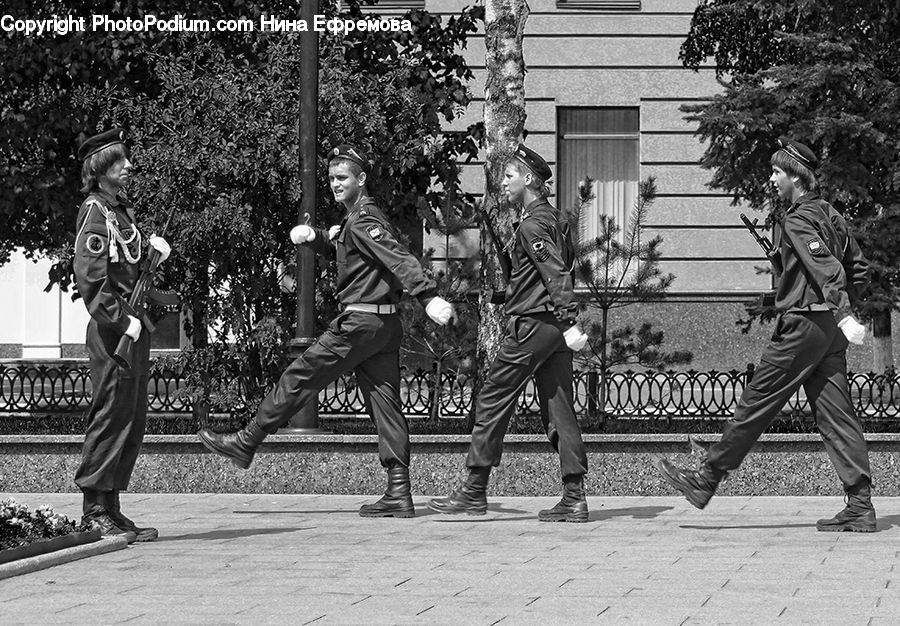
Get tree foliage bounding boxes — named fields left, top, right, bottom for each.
left=679, top=0, right=900, bottom=342
left=1, top=0, right=484, bottom=416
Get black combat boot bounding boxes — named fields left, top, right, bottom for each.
left=539, top=474, right=589, bottom=523
left=106, top=491, right=159, bottom=542
left=359, top=465, right=415, bottom=518
left=816, top=483, right=877, bottom=533
left=198, top=420, right=268, bottom=469
left=656, top=458, right=726, bottom=510
left=81, top=489, right=136, bottom=544
left=427, top=467, right=490, bottom=515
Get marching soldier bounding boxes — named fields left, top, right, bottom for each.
left=198, top=145, right=454, bottom=518
left=74, top=128, right=171, bottom=543
left=657, top=137, right=876, bottom=532
left=428, top=145, right=591, bottom=522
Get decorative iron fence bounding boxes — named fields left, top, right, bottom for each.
left=2, top=360, right=900, bottom=419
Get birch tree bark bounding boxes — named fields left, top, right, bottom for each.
left=473, top=0, right=529, bottom=422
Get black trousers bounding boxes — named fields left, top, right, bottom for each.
left=75, top=319, right=151, bottom=493
left=707, top=311, right=871, bottom=491
left=467, top=313, right=588, bottom=478
left=255, top=311, right=408, bottom=468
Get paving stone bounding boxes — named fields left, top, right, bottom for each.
left=3, top=493, right=899, bottom=623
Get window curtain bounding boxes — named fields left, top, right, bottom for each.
left=559, top=138, right=639, bottom=245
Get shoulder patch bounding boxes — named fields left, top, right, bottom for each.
left=366, top=225, right=384, bottom=242
left=531, top=238, right=550, bottom=262
left=84, top=233, right=107, bottom=256
left=806, top=238, right=826, bottom=255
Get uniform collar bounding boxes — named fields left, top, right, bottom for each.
left=786, top=191, right=820, bottom=215
left=522, top=198, right=553, bottom=219
left=93, top=187, right=131, bottom=208
left=347, top=194, right=374, bottom=217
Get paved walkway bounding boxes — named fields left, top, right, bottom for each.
left=2, top=493, right=899, bottom=624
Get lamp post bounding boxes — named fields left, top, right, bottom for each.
left=282, top=0, right=322, bottom=432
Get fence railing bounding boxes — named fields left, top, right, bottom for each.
left=2, top=360, right=899, bottom=419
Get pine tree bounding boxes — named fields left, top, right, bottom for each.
left=572, top=177, right=693, bottom=420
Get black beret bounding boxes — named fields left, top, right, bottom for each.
left=513, top=144, right=552, bottom=182
left=328, top=144, right=373, bottom=174
left=777, top=136, right=818, bottom=171
left=78, top=128, right=126, bottom=162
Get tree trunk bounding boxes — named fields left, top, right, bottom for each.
left=599, top=306, right=609, bottom=422
left=472, top=0, right=529, bottom=428
left=429, top=359, right=443, bottom=423
left=872, top=309, right=894, bottom=373
left=190, top=263, right=210, bottom=426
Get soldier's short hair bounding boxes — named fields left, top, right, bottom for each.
left=328, top=156, right=366, bottom=180
left=771, top=149, right=817, bottom=192
left=80, top=143, right=128, bottom=193
left=508, top=158, right=553, bottom=199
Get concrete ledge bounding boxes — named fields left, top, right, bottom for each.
left=2, top=433, right=900, bottom=496
left=0, top=536, right=128, bottom=580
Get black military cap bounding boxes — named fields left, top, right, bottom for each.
left=78, top=128, right=126, bottom=161
left=329, top=144, right=373, bottom=174
left=513, top=144, right=552, bottom=182
left=777, top=136, right=817, bottom=171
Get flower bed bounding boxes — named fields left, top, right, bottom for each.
left=0, top=499, right=97, bottom=564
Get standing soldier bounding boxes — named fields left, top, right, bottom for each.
left=198, top=145, right=454, bottom=518
left=74, top=128, right=172, bottom=543
left=657, top=137, right=876, bottom=533
left=428, top=145, right=591, bottom=522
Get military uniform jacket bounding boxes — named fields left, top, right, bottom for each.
left=772, top=192, right=869, bottom=321
left=505, top=198, right=577, bottom=322
left=308, top=196, right=437, bottom=306
left=74, top=190, right=144, bottom=337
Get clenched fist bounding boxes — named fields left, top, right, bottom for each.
left=290, top=224, right=316, bottom=244
left=838, top=316, right=866, bottom=345
left=425, top=297, right=454, bottom=326
left=563, top=325, right=588, bottom=351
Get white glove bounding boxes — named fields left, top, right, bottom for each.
left=838, top=316, right=866, bottom=345
left=425, top=297, right=454, bottom=326
left=125, top=315, right=142, bottom=341
left=290, top=225, right=316, bottom=244
left=564, top=325, right=588, bottom=351
left=328, top=225, right=341, bottom=240
left=148, top=235, right=171, bottom=263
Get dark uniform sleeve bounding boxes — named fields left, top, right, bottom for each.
left=351, top=213, right=438, bottom=305
left=782, top=210, right=852, bottom=321
left=303, top=227, right=333, bottom=258
left=518, top=218, right=576, bottom=323
left=838, top=219, right=869, bottom=307
left=73, top=201, right=137, bottom=336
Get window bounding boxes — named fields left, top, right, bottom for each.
left=557, top=107, right=640, bottom=246
left=556, top=0, right=641, bottom=11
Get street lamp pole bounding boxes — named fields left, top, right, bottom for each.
left=282, top=0, right=321, bottom=432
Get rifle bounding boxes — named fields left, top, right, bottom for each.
left=113, top=205, right=180, bottom=369
left=479, top=206, right=512, bottom=304
left=740, top=213, right=783, bottom=275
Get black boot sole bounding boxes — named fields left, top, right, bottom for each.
left=198, top=431, right=252, bottom=469
left=426, top=501, right=487, bottom=516
left=359, top=508, right=416, bottom=519
left=816, top=522, right=877, bottom=533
